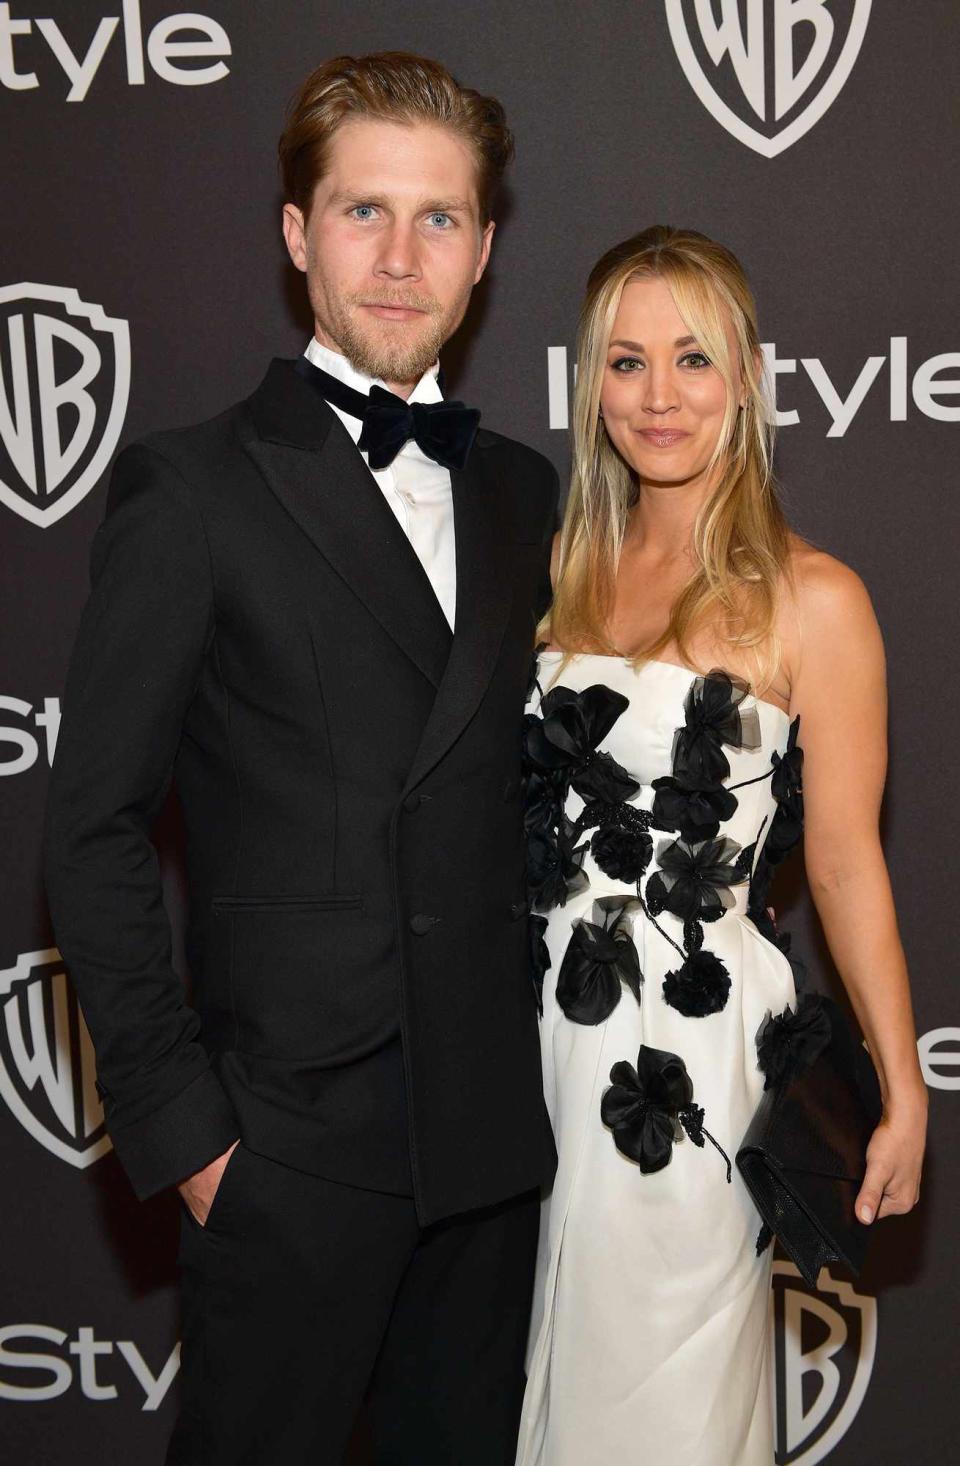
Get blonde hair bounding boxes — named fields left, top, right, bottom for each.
left=279, top=52, right=514, bottom=223
left=544, top=225, right=790, bottom=690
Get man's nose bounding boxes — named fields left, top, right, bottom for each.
left=374, top=221, right=422, bottom=282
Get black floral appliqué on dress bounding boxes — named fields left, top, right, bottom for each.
left=523, top=661, right=805, bottom=1179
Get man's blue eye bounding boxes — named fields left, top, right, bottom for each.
left=429, top=213, right=452, bottom=228
left=352, top=206, right=376, bottom=220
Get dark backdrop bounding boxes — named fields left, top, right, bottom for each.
left=1, top=3, right=957, bottom=1462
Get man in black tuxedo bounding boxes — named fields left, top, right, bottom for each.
left=44, top=52, right=557, bottom=1465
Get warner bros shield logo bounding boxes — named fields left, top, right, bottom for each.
left=772, top=1261, right=877, bottom=1464
left=665, top=0, right=873, bottom=157
left=0, top=948, right=111, bottom=1168
left=0, top=283, right=130, bottom=528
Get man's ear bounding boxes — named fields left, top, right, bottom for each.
left=282, top=203, right=308, bottom=274
left=474, top=219, right=496, bottom=285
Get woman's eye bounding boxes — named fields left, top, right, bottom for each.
left=611, top=356, right=643, bottom=372
left=680, top=351, right=711, bottom=369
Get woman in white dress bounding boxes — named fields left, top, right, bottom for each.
left=516, top=227, right=927, bottom=1465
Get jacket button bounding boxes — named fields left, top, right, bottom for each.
left=402, top=793, right=421, bottom=813
left=510, top=900, right=528, bottom=921
left=409, top=913, right=439, bottom=935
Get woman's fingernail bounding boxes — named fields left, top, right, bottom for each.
left=860, top=1205, right=873, bottom=1223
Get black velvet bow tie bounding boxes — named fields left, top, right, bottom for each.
left=294, top=355, right=480, bottom=472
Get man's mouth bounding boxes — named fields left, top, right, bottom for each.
left=359, top=302, right=430, bottom=322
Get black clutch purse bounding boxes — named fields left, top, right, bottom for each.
left=736, top=992, right=883, bottom=1287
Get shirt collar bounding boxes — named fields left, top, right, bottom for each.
left=303, top=338, right=443, bottom=406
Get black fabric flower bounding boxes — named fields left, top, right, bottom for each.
left=756, top=992, right=831, bottom=1090
left=662, top=950, right=732, bottom=1017
left=556, top=897, right=642, bottom=1025
left=600, top=1045, right=693, bottom=1171
left=529, top=914, right=551, bottom=1015
left=591, top=825, right=653, bottom=884
left=523, top=767, right=562, bottom=840
left=526, top=814, right=588, bottom=913
left=763, top=716, right=804, bottom=865
left=771, top=715, right=803, bottom=806
left=763, top=804, right=801, bottom=865
left=601, top=1045, right=733, bottom=1178
left=523, top=684, right=639, bottom=804
left=644, top=835, right=745, bottom=923
left=670, top=671, right=761, bottom=789
left=576, top=749, right=641, bottom=804
left=651, top=776, right=738, bottom=842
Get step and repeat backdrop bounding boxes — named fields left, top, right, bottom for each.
left=1, top=2, right=957, bottom=1462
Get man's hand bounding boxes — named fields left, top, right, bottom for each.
left=177, top=1140, right=240, bottom=1227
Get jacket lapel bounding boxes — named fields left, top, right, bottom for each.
left=404, top=441, right=515, bottom=792
left=243, top=359, right=451, bottom=689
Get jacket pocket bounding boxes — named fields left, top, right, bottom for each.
left=212, top=894, right=362, bottom=913
left=216, top=898, right=382, bottom=1060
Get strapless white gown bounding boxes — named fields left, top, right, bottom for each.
left=516, top=654, right=801, bottom=1466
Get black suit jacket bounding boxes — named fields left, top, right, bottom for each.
left=44, top=358, right=559, bottom=1224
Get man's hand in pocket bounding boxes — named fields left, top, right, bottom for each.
left=177, top=1141, right=240, bottom=1227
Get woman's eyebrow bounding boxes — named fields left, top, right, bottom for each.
left=608, top=335, right=699, bottom=351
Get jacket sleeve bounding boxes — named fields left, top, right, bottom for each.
left=43, top=443, right=240, bottom=1199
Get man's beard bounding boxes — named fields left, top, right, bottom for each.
left=322, top=288, right=462, bottom=387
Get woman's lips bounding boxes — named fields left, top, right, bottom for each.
left=636, top=428, right=689, bottom=447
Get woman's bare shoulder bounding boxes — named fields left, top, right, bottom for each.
left=784, top=534, right=875, bottom=620
left=781, top=534, right=883, bottom=689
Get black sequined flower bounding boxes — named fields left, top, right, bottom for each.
left=756, top=992, right=831, bottom=1090
left=651, top=776, right=738, bottom=842
left=645, top=835, right=745, bottom=923
left=556, top=897, right=642, bottom=1025
left=529, top=913, right=551, bottom=1015
left=670, top=671, right=761, bottom=789
left=662, top=950, right=731, bottom=1017
left=591, top=825, right=653, bottom=884
left=523, top=684, right=639, bottom=804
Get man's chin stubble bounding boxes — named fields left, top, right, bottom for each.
left=337, top=316, right=448, bottom=388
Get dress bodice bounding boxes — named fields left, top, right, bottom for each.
left=528, top=654, right=796, bottom=920
left=523, top=653, right=804, bottom=1022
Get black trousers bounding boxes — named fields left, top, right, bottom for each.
left=166, top=1144, right=540, bottom=1464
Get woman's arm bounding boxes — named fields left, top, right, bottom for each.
left=789, top=549, right=926, bottom=1224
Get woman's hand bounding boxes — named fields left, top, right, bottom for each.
left=856, top=1089, right=927, bottom=1224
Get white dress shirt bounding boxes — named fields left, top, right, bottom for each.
left=304, top=338, right=457, bottom=629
